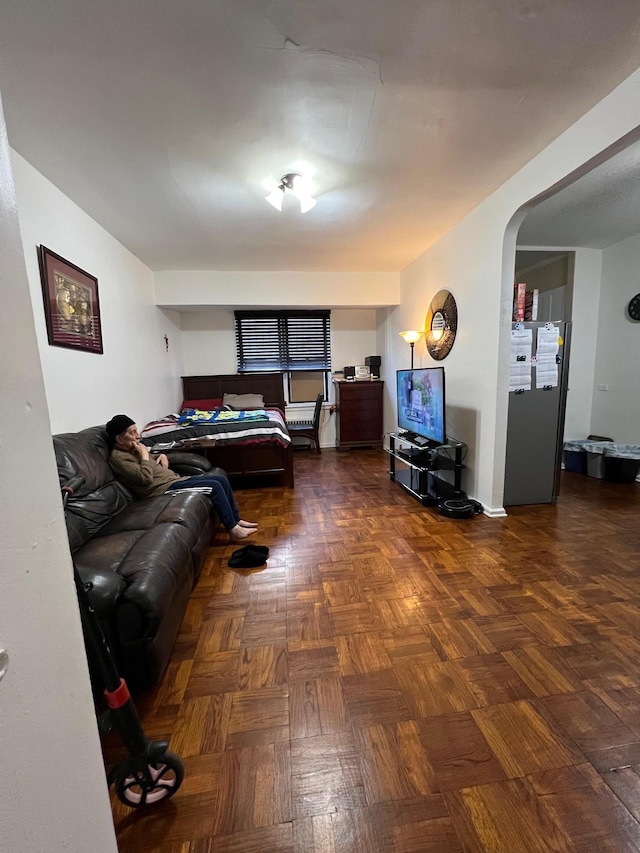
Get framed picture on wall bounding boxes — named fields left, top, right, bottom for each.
left=38, top=246, right=103, bottom=354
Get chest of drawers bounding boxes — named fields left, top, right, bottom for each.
left=333, top=380, right=384, bottom=450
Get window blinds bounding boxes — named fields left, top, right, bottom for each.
left=234, top=310, right=331, bottom=373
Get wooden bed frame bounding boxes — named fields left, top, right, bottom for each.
left=181, top=373, right=294, bottom=487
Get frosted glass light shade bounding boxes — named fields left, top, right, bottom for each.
left=399, top=330, right=423, bottom=344
left=298, top=195, right=317, bottom=213
left=265, top=188, right=284, bottom=211
left=265, top=172, right=317, bottom=213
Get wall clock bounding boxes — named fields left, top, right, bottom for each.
left=425, top=289, right=458, bottom=360
left=628, top=293, right=640, bottom=321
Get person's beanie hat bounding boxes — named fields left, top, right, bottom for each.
left=106, top=414, right=135, bottom=444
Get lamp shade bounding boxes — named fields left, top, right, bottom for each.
left=399, top=330, right=423, bottom=344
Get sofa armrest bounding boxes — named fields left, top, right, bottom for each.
left=75, top=565, right=127, bottom=617
left=165, top=451, right=212, bottom=476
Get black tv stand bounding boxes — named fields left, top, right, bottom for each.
left=386, top=432, right=466, bottom=505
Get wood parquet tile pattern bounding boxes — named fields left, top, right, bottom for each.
left=105, top=449, right=640, bottom=852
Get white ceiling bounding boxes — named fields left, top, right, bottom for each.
left=1, top=1, right=640, bottom=272
left=518, top=140, right=640, bottom=248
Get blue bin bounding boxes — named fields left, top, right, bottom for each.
left=563, top=440, right=592, bottom=474
left=563, top=449, right=587, bottom=474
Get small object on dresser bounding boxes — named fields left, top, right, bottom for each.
left=365, top=355, right=381, bottom=378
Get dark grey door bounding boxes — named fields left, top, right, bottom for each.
left=503, top=322, right=570, bottom=506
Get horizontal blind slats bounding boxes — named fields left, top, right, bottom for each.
left=235, top=311, right=331, bottom=372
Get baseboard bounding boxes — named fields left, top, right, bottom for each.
left=481, top=504, right=507, bottom=518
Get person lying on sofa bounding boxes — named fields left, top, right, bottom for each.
left=106, top=414, right=257, bottom=542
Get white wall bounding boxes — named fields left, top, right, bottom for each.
left=591, top=233, right=640, bottom=442
left=327, top=309, right=379, bottom=376
left=565, top=249, right=604, bottom=440
left=397, top=69, right=640, bottom=514
left=155, top=269, right=400, bottom=309
left=516, top=254, right=570, bottom=293
left=11, top=152, right=185, bottom=432
left=181, top=308, right=237, bottom=376
left=0, top=96, right=117, bottom=853
left=400, top=221, right=505, bottom=512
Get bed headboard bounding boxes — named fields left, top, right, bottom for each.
left=181, top=373, right=285, bottom=411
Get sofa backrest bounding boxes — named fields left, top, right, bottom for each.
left=54, top=425, right=132, bottom=552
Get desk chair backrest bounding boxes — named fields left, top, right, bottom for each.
left=287, top=393, right=324, bottom=452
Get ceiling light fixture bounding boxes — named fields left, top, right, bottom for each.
left=265, top=172, right=317, bottom=213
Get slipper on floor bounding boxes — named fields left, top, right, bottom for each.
left=231, top=544, right=269, bottom=558
left=228, top=549, right=268, bottom=569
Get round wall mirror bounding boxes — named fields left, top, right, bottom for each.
left=425, top=290, right=458, bottom=360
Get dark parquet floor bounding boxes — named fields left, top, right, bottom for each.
left=105, top=448, right=640, bottom=852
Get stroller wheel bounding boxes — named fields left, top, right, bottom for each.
left=113, top=750, right=184, bottom=808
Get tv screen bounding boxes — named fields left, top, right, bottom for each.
left=396, top=367, right=446, bottom=445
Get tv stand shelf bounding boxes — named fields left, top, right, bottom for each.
left=386, top=432, right=466, bottom=505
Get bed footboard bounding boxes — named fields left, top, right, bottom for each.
left=199, top=442, right=294, bottom=488
left=181, top=373, right=294, bottom=488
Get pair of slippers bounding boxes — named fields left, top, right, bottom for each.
left=228, top=544, right=269, bottom=569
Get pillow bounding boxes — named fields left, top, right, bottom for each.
left=222, top=393, right=265, bottom=410
left=181, top=397, right=223, bottom=411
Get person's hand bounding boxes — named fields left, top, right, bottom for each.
left=156, top=453, right=169, bottom=468
left=132, top=441, right=150, bottom=461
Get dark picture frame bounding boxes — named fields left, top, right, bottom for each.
left=38, top=246, right=103, bottom=354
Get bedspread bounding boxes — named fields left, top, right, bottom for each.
left=178, top=408, right=270, bottom=425
left=140, top=408, right=291, bottom=449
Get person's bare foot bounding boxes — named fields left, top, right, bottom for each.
left=238, top=519, right=258, bottom=528
left=229, top=524, right=257, bottom=541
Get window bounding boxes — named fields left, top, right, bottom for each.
left=287, top=370, right=328, bottom=403
left=234, top=310, right=331, bottom=373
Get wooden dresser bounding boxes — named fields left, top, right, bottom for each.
left=333, top=380, right=384, bottom=450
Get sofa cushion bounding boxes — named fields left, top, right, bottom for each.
left=74, top=522, right=196, bottom=633
left=95, top=491, right=211, bottom=539
left=55, top=425, right=131, bottom=551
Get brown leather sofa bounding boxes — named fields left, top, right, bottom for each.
left=54, top=425, right=221, bottom=692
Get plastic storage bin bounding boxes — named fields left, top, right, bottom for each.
left=563, top=437, right=613, bottom=477
left=586, top=446, right=607, bottom=478
left=563, top=441, right=588, bottom=474
left=603, top=445, right=640, bottom=484
left=584, top=441, right=614, bottom=479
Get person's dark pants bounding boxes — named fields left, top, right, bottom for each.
left=166, top=474, right=240, bottom=531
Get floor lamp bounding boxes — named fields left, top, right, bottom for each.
left=399, top=330, right=423, bottom=369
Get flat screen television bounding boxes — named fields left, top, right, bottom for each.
left=396, top=367, right=446, bottom=446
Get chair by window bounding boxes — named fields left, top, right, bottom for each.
left=287, top=393, right=324, bottom=453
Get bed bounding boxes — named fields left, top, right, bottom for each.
left=141, top=373, right=294, bottom=487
